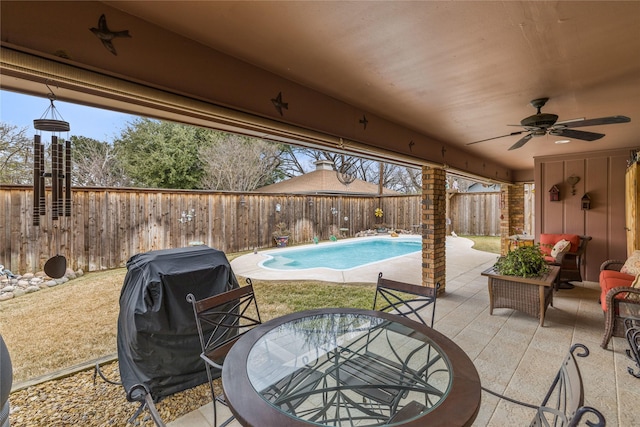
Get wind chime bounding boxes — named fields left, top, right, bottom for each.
left=32, top=85, right=72, bottom=278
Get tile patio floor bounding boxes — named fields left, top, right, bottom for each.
left=168, top=236, right=638, bottom=426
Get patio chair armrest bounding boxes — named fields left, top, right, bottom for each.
left=600, top=259, right=625, bottom=272
left=201, top=353, right=224, bottom=370
left=605, top=286, right=640, bottom=311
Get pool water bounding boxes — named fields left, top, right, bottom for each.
left=260, top=237, right=421, bottom=271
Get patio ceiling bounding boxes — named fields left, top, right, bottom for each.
left=99, top=1, right=640, bottom=172
left=1, top=1, right=639, bottom=180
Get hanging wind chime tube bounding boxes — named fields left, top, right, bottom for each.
left=32, top=135, right=42, bottom=225
left=32, top=86, right=72, bottom=226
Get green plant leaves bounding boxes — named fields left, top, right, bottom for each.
left=494, top=244, right=549, bottom=278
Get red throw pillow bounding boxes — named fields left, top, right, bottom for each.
left=539, top=234, right=580, bottom=255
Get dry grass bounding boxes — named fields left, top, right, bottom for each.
left=1, top=266, right=374, bottom=384
left=1, top=269, right=126, bottom=382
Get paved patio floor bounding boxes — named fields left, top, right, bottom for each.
left=168, top=236, right=638, bottom=426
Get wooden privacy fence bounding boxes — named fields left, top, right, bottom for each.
left=1, top=186, right=501, bottom=274
left=447, top=192, right=501, bottom=236
left=0, top=186, right=424, bottom=273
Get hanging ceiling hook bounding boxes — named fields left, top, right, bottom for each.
left=45, top=82, right=56, bottom=101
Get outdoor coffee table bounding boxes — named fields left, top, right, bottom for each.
left=222, top=308, right=481, bottom=426
left=482, top=265, right=560, bottom=326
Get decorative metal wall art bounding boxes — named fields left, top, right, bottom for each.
left=359, top=115, right=368, bottom=129
left=567, top=175, right=580, bottom=195
left=89, top=14, right=132, bottom=56
left=271, top=92, right=288, bottom=116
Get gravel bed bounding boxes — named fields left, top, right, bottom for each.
left=8, top=361, right=213, bottom=426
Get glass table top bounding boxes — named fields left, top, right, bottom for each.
left=246, top=312, right=452, bottom=426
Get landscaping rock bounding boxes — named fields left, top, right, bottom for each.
left=0, top=265, right=83, bottom=302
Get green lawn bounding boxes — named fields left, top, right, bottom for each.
left=460, top=235, right=501, bottom=254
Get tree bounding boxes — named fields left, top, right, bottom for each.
left=114, top=118, right=206, bottom=189
left=199, top=133, right=282, bottom=191
left=70, top=136, right=131, bottom=187
left=384, top=165, right=422, bottom=194
left=0, top=122, right=32, bottom=184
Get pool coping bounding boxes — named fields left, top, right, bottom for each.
left=230, top=235, right=498, bottom=285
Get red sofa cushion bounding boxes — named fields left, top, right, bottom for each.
left=599, top=269, right=634, bottom=311
left=539, top=234, right=580, bottom=257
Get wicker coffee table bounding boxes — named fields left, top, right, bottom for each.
left=482, top=265, right=560, bottom=326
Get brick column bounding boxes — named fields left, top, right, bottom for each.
left=500, top=183, right=525, bottom=255
left=422, top=166, right=446, bottom=292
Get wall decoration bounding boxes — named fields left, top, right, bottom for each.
left=549, top=185, right=560, bottom=202
left=89, top=14, right=131, bottom=56
left=581, top=193, right=591, bottom=210
left=567, top=175, right=580, bottom=195
left=359, top=114, right=368, bottom=129
left=271, top=92, right=288, bottom=116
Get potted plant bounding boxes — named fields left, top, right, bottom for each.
left=272, top=222, right=292, bottom=247
left=376, top=223, right=389, bottom=233
left=374, top=207, right=387, bottom=233
left=494, top=244, right=548, bottom=278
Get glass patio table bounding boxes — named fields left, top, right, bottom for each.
left=222, top=308, right=481, bottom=426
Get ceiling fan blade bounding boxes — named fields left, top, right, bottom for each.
left=561, top=115, right=630, bottom=128
left=466, top=131, right=526, bottom=145
left=508, top=134, right=533, bottom=150
left=553, top=129, right=605, bottom=141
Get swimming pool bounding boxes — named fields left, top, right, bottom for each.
left=260, top=237, right=421, bottom=271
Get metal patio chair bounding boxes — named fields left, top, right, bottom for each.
left=482, top=343, right=605, bottom=427
left=325, top=274, right=441, bottom=422
left=187, top=279, right=262, bottom=427
left=373, top=272, right=439, bottom=327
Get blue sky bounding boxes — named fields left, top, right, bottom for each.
left=0, top=89, right=137, bottom=142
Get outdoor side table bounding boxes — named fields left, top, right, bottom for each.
left=482, top=265, right=560, bottom=326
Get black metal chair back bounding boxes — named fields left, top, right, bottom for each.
left=373, top=272, right=439, bottom=327
left=186, top=278, right=262, bottom=427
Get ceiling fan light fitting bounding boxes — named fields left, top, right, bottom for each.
left=555, top=139, right=570, bottom=144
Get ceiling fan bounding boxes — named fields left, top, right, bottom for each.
left=467, top=98, right=630, bottom=151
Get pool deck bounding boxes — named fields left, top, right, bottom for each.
left=230, top=234, right=497, bottom=284
left=169, top=236, right=638, bottom=427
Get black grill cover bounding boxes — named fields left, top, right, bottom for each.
left=117, top=245, right=239, bottom=401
